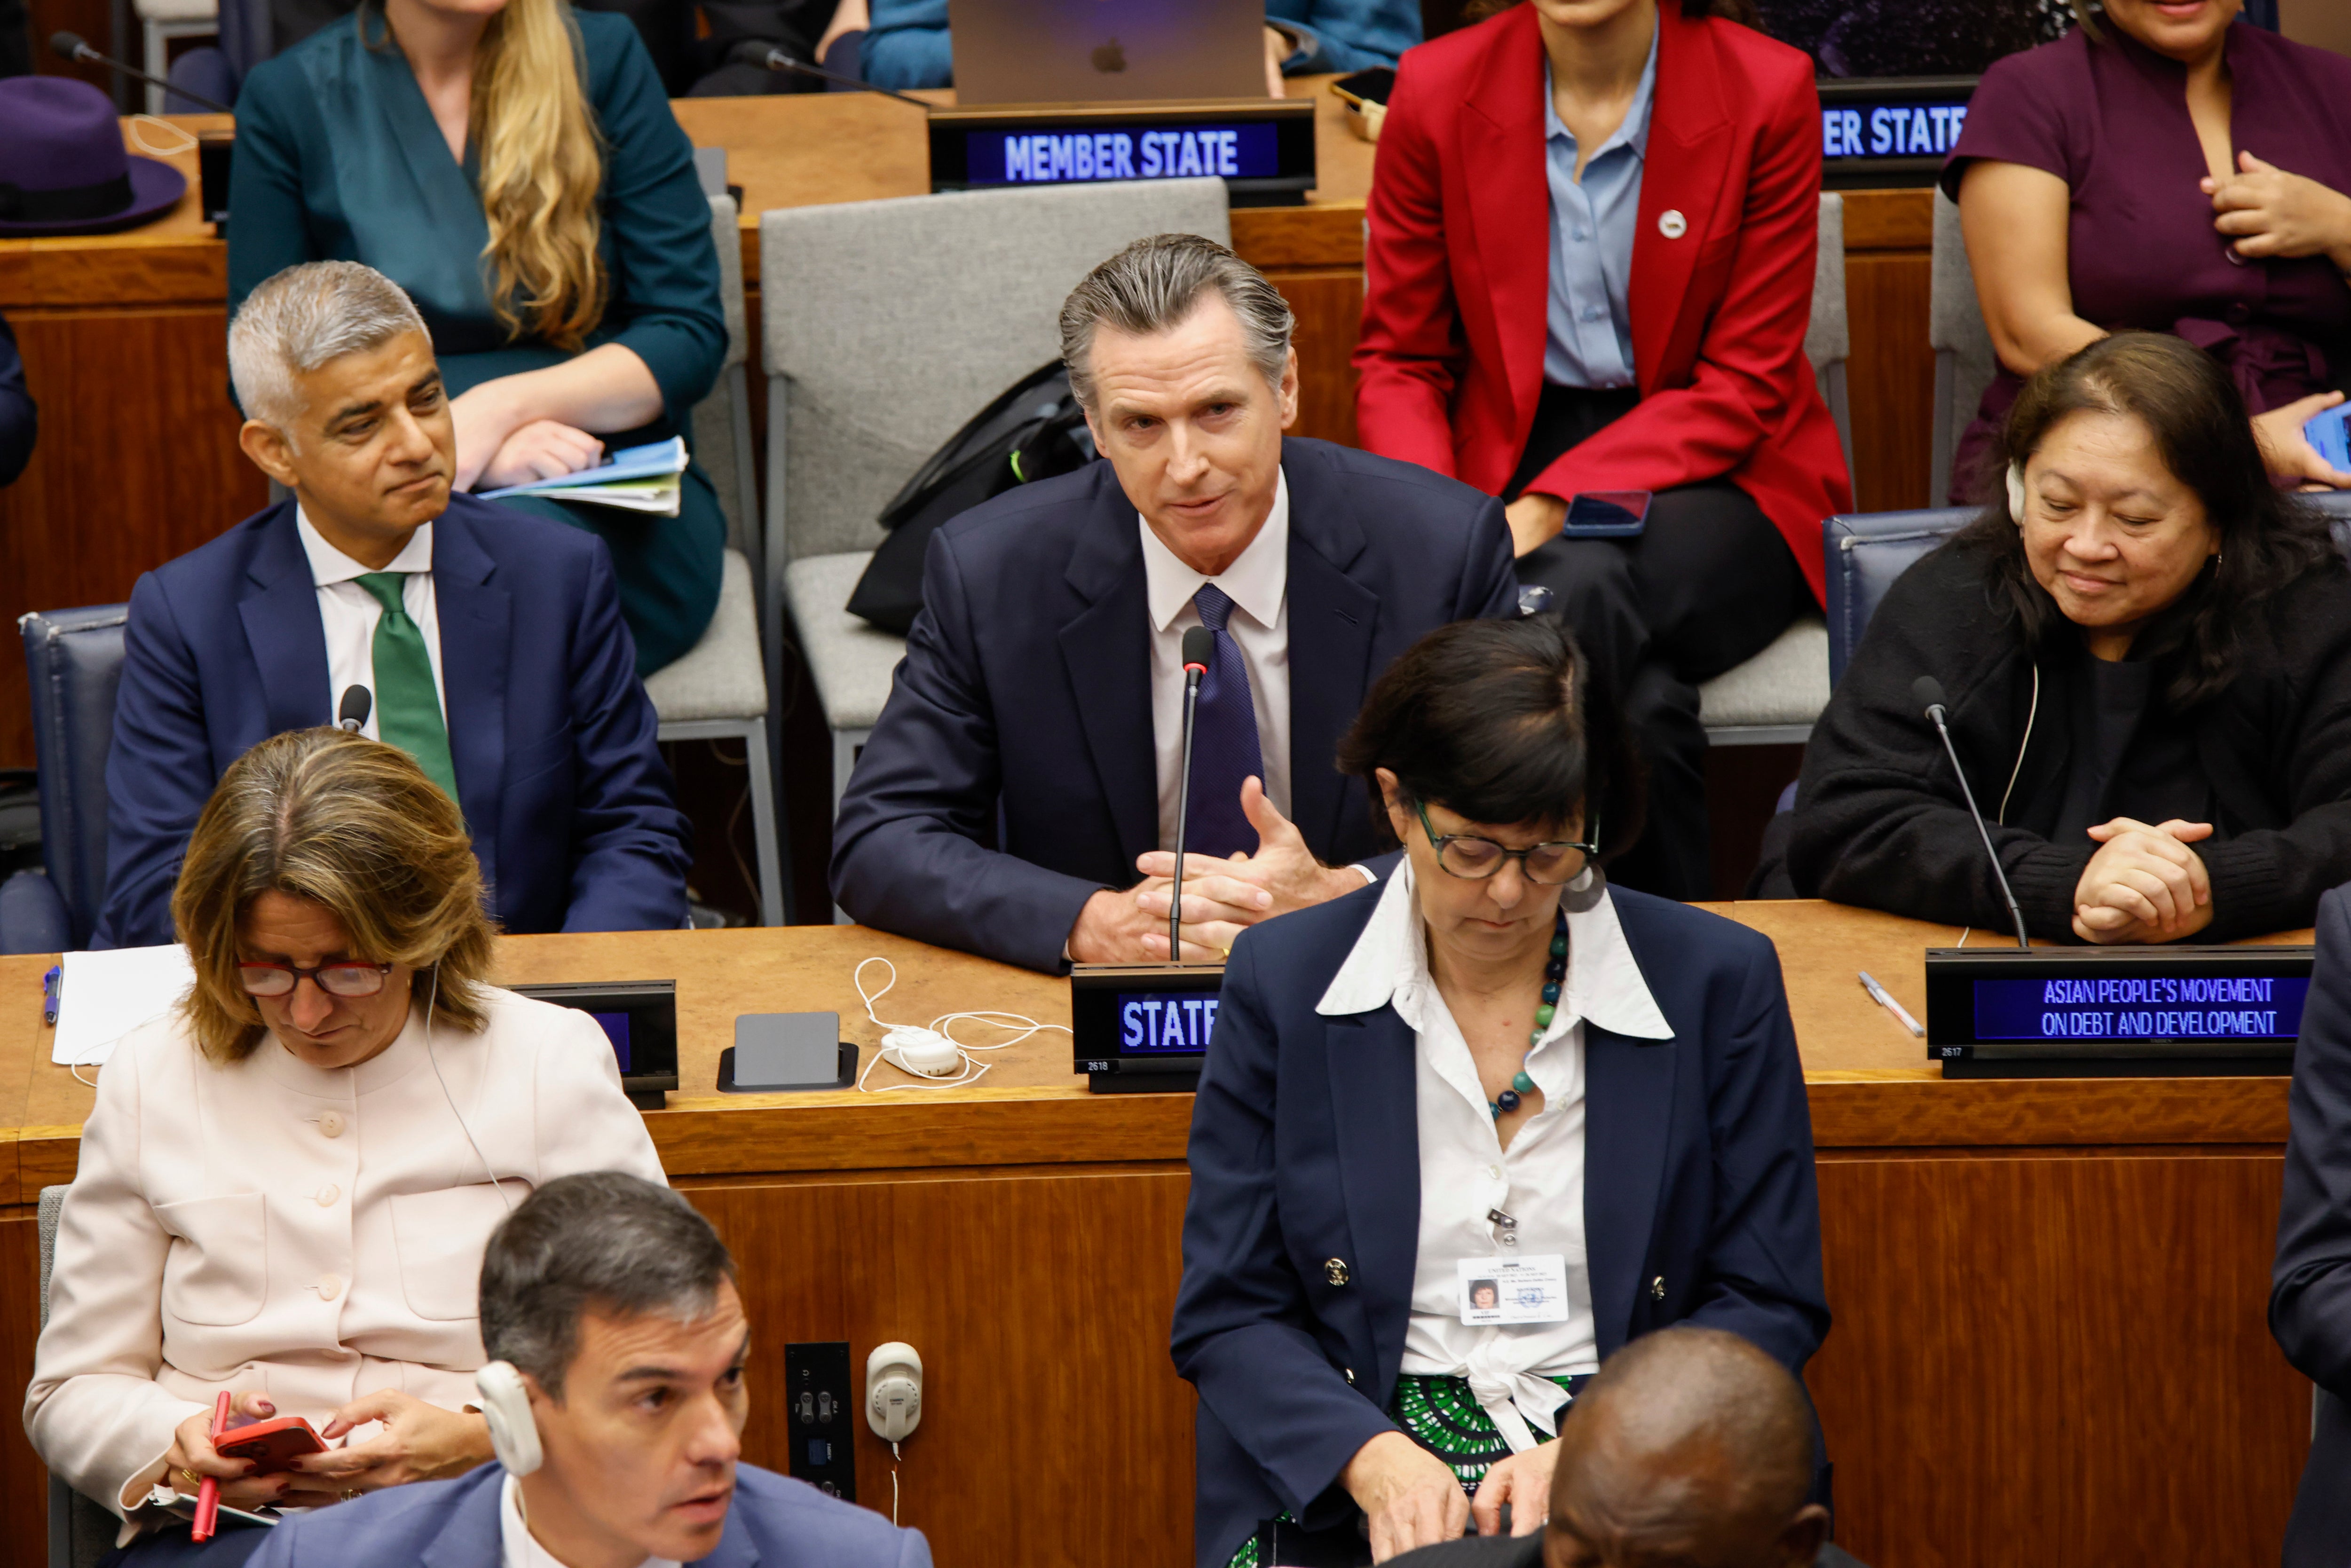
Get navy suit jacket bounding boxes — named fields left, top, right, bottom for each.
left=243, top=1460, right=932, bottom=1568
left=829, top=437, right=1518, bottom=972
left=95, top=495, right=693, bottom=946
left=2272, top=884, right=2351, bottom=1564
left=1171, top=881, right=1830, bottom=1568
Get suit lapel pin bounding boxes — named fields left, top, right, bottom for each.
left=1657, top=209, right=1688, bottom=240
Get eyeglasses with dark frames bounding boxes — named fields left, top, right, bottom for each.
left=236, top=960, right=395, bottom=999
left=1414, top=800, right=1598, bottom=884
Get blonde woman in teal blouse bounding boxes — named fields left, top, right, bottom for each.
left=227, top=0, right=726, bottom=673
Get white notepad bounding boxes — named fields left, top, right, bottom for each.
left=52, top=944, right=195, bottom=1066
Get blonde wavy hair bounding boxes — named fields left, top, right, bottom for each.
left=173, top=729, right=500, bottom=1064
left=367, top=0, right=607, bottom=351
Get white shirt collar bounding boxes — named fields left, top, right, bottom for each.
left=1137, top=467, right=1289, bottom=634
left=1316, top=860, right=1673, bottom=1041
left=501, top=1472, right=678, bottom=1568
left=296, top=504, right=434, bottom=587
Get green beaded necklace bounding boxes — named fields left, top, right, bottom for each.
left=1490, top=906, right=1569, bottom=1121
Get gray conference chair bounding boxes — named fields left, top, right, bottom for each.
left=645, top=192, right=786, bottom=927
left=1929, top=189, right=2001, bottom=509
left=1692, top=193, right=1847, bottom=747
left=760, top=177, right=1232, bottom=831
left=42, top=1186, right=115, bottom=1568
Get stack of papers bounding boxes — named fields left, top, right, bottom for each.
left=480, top=437, right=687, bottom=515
left=52, top=945, right=196, bottom=1067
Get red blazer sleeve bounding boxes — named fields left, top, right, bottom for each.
left=1352, top=52, right=1467, bottom=479
left=1525, top=58, right=1824, bottom=501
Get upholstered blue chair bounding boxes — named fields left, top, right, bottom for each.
left=2, top=606, right=129, bottom=954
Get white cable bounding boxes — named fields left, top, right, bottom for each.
left=126, top=115, right=196, bottom=156
left=890, top=1441, right=901, bottom=1525
left=851, top=957, right=1069, bottom=1095
left=1995, top=662, right=2039, bottom=827
left=422, top=967, right=511, bottom=1213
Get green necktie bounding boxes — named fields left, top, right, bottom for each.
left=355, top=572, right=459, bottom=803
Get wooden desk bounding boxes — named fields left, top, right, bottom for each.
left=0, top=902, right=2309, bottom=1568
left=0, top=95, right=1938, bottom=770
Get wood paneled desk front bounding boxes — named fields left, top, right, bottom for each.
left=0, top=902, right=2310, bottom=1567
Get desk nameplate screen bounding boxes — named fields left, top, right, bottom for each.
left=928, top=98, right=1317, bottom=205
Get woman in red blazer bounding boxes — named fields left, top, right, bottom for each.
left=1356, top=0, right=1851, bottom=901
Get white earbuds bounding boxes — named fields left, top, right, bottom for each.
left=852, top=957, right=1068, bottom=1094
left=879, top=1025, right=964, bottom=1077
left=476, top=1360, right=543, bottom=1477
left=2005, top=463, right=2028, bottom=523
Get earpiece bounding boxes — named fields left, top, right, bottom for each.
left=2005, top=463, right=2027, bottom=523
left=880, top=1025, right=964, bottom=1078
left=475, top=1360, right=543, bottom=1477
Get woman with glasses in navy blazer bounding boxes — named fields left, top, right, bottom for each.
left=1171, top=617, right=1828, bottom=1568
left=1353, top=0, right=1850, bottom=902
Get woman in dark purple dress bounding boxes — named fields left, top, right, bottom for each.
left=1944, top=0, right=2351, bottom=501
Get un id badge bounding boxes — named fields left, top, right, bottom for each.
left=1458, top=1254, right=1570, bottom=1325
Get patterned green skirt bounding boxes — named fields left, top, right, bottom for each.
left=1226, top=1373, right=1579, bottom=1568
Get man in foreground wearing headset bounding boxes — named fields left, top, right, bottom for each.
left=246, top=1172, right=931, bottom=1568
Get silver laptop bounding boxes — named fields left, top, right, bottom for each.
left=948, top=0, right=1268, bottom=105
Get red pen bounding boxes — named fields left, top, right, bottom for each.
left=192, top=1391, right=230, bottom=1542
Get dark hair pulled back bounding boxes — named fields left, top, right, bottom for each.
left=1336, top=616, right=1645, bottom=864
left=1955, top=330, right=2339, bottom=713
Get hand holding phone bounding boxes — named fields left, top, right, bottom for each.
left=214, top=1416, right=328, bottom=1475
left=2304, top=402, right=2351, bottom=475
left=1561, top=490, right=1653, bottom=538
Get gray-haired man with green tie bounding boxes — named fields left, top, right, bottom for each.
left=93, top=260, right=692, bottom=948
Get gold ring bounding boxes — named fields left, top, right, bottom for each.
left=179, top=1468, right=203, bottom=1489
left=339, top=1489, right=361, bottom=1503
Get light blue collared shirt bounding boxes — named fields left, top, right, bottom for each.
left=1541, top=31, right=1657, bottom=390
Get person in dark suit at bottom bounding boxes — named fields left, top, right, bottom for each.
left=245, top=1171, right=932, bottom=1568
left=1172, top=617, right=1827, bottom=1568
left=96, top=260, right=691, bottom=948
left=1388, top=1327, right=1854, bottom=1568
left=2271, top=883, right=2351, bottom=1567
left=831, top=234, right=1518, bottom=973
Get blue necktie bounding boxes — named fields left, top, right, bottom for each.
left=1183, top=583, right=1265, bottom=858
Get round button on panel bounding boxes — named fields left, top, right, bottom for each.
left=317, top=1111, right=346, bottom=1138
left=317, top=1274, right=342, bottom=1301
left=316, top=1185, right=339, bottom=1207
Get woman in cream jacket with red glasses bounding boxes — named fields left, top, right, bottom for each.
left=24, top=728, right=664, bottom=1564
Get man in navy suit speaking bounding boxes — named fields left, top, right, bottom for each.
left=831, top=235, right=1519, bottom=971
left=95, top=261, right=691, bottom=947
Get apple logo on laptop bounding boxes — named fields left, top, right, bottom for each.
left=1091, top=36, right=1127, bottom=73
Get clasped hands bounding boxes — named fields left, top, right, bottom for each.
left=1343, top=1428, right=1555, bottom=1561
left=158, top=1387, right=493, bottom=1513
left=2072, top=816, right=2214, bottom=946
left=2201, top=151, right=2351, bottom=489
left=1067, top=777, right=1365, bottom=964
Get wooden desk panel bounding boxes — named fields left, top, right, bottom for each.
left=0, top=902, right=2317, bottom=1568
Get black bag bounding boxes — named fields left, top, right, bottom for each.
left=845, top=361, right=1096, bottom=634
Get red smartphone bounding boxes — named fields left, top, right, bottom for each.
left=214, top=1416, right=326, bottom=1473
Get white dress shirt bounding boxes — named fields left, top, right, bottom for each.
left=1316, top=862, right=1674, bottom=1452
left=503, top=1472, right=678, bottom=1568
left=296, top=507, right=447, bottom=734
left=1140, top=470, right=1292, bottom=851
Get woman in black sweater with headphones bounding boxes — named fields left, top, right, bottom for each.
left=1789, top=331, right=2351, bottom=944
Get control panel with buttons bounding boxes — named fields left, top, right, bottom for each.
left=783, top=1341, right=857, bottom=1502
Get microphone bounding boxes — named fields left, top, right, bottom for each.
left=1913, top=677, right=2029, bottom=950
left=51, top=32, right=234, bottom=113
left=338, top=685, right=372, bottom=734
left=1169, top=626, right=1215, bottom=962
left=724, top=39, right=931, bottom=107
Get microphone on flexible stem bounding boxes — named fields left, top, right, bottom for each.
left=724, top=39, right=931, bottom=107
left=50, top=32, right=234, bottom=113
left=1170, top=626, right=1215, bottom=963
left=1913, top=677, right=2030, bottom=950
left=337, top=685, right=372, bottom=735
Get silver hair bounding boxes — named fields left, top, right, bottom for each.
left=1058, top=233, right=1294, bottom=411
left=228, top=260, right=429, bottom=433
left=479, top=1172, right=736, bottom=1399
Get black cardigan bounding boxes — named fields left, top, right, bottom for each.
left=1788, top=537, right=2351, bottom=941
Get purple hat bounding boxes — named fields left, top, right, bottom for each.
left=0, top=75, right=187, bottom=236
